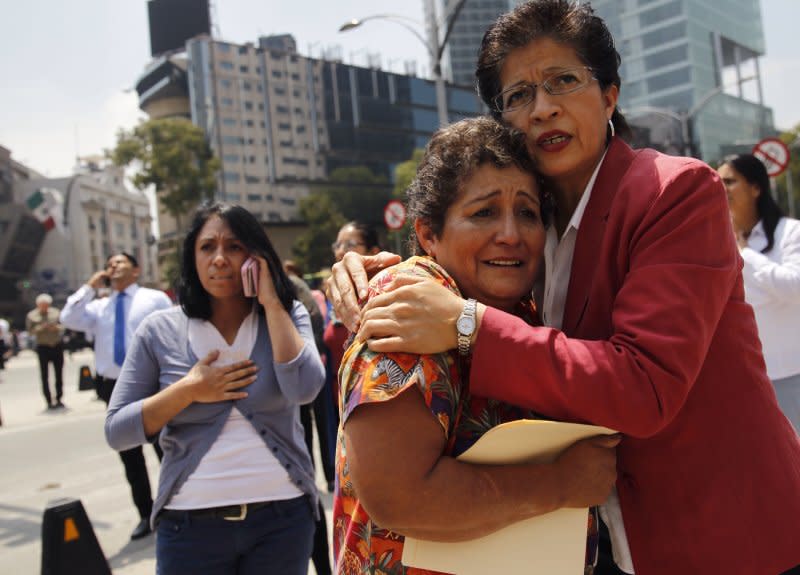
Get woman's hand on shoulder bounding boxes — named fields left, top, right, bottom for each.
left=356, top=275, right=465, bottom=355
left=327, top=251, right=401, bottom=332
left=180, top=350, right=258, bottom=403
left=553, top=434, right=621, bottom=508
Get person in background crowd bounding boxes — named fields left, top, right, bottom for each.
left=26, top=293, right=65, bottom=409
left=61, top=252, right=172, bottom=540
left=0, top=316, right=10, bottom=369
left=325, top=222, right=381, bottom=402
left=719, top=153, right=800, bottom=433
left=105, top=203, right=325, bottom=575
left=327, top=2, right=800, bottom=574
left=284, top=259, right=334, bottom=575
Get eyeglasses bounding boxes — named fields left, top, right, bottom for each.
left=331, top=239, right=365, bottom=252
left=493, top=66, right=596, bottom=113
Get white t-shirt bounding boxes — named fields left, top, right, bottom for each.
left=166, top=308, right=302, bottom=509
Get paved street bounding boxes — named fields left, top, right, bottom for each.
left=0, top=348, right=333, bottom=574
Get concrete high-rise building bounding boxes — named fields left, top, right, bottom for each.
left=440, top=0, right=774, bottom=162
left=136, top=34, right=482, bottom=261
left=0, top=150, right=159, bottom=326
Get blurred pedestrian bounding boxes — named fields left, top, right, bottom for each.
left=719, top=153, right=800, bottom=432
left=0, top=316, right=10, bottom=370
left=61, top=252, right=172, bottom=540
left=105, top=203, right=325, bottom=575
left=284, top=260, right=334, bottom=575
left=325, top=222, right=381, bottom=402
left=26, top=293, right=65, bottom=409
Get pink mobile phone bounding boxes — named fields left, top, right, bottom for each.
left=241, top=257, right=259, bottom=297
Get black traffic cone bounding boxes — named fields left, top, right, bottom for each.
left=41, top=498, right=111, bottom=575
left=77, top=365, right=94, bottom=391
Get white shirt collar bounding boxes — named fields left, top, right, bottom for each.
left=115, top=283, right=139, bottom=299
left=188, top=306, right=259, bottom=366
left=561, top=149, right=608, bottom=237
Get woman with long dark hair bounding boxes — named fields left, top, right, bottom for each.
left=106, top=202, right=325, bottom=574
left=719, top=153, right=800, bottom=432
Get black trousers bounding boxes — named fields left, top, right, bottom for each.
left=36, top=344, right=64, bottom=405
left=300, top=392, right=336, bottom=485
left=300, top=392, right=334, bottom=575
left=97, top=376, right=163, bottom=519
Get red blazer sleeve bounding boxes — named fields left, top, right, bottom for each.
left=470, top=159, right=741, bottom=438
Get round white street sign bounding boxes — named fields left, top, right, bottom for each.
left=752, top=137, right=790, bottom=177
left=384, top=200, right=407, bottom=230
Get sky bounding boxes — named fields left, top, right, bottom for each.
left=1, top=0, right=798, bottom=177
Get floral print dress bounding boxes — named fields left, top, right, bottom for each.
left=332, top=256, right=597, bottom=575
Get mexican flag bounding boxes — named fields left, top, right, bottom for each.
left=26, top=188, right=61, bottom=231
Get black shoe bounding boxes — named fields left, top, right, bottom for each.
left=55, top=400, right=65, bottom=408
left=130, top=518, right=152, bottom=540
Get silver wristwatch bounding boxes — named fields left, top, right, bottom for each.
left=456, top=298, right=477, bottom=356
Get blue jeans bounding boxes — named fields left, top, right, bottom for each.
left=156, top=496, right=314, bottom=575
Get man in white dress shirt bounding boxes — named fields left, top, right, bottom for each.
left=61, top=252, right=172, bottom=540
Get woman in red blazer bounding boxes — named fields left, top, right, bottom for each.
left=328, top=1, right=800, bottom=574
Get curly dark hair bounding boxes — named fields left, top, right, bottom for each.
left=476, top=0, right=631, bottom=141
left=405, top=116, right=549, bottom=255
left=178, top=201, right=296, bottom=319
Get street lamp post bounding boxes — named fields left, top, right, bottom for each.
left=628, top=76, right=757, bottom=158
left=339, top=0, right=468, bottom=127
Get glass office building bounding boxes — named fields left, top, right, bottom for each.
left=441, top=0, right=774, bottom=161
left=592, top=0, right=773, bottom=162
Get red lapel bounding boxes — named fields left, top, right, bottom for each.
left=561, top=138, right=637, bottom=335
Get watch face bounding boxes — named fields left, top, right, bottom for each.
left=457, top=315, right=476, bottom=335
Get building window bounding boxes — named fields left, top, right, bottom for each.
left=221, top=97, right=234, bottom=107
left=223, top=172, right=241, bottom=183
left=240, top=65, right=249, bottom=73
left=220, top=61, right=234, bottom=70
left=222, top=117, right=236, bottom=126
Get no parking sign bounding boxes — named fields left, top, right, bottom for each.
left=384, top=200, right=407, bottom=230
left=752, top=138, right=790, bottom=177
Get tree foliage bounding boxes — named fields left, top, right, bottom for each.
left=108, top=118, right=220, bottom=220
left=293, top=194, right=346, bottom=274
left=388, top=149, right=424, bottom=257
left=776, top=124, right=800, bottom=217
left=292, top=165, right=391, bottom=272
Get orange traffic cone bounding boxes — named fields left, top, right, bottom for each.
left=41, top=498, right=111, bottom=575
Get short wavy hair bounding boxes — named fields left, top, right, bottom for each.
left=178, top=202, right=296, bottom=319
left=405, top=116, right=547, bottom=255
left=476, top=0, right=631, bottom=141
